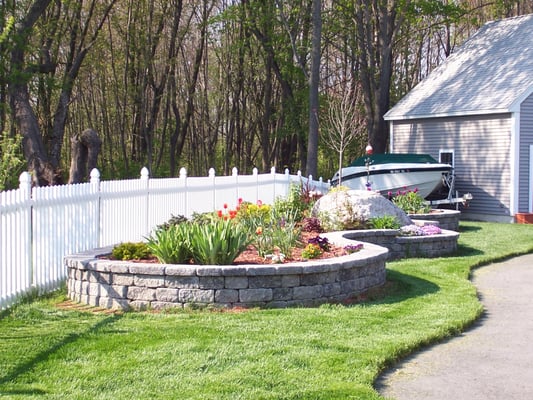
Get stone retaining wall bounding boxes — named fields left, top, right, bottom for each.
left=65, top=239, right=388, bottom=311
left=338, top=229, right=459, bottom=260
left=408, top=209, right=461, bottom=231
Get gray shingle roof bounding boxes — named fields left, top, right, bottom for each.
left=384, top=14, right=533, bottom=120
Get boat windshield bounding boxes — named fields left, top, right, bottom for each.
left=348, top=153, right=439, bottom=167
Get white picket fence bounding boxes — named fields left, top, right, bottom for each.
left=0, top=166, right=329, bottom=310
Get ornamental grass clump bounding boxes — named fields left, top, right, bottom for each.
left=145, top=223, right=192, bottom=264
left=188, top=218, right=251, bottom=265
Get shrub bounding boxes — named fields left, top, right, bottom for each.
left=392, top=189, right=431, bottom=214
left=156, top=214, right=188, bottom=231
left=146, top=224, right=193, bottom=264
left=368, top=215, right=401, bottom=229
left=111, top=242, right=152, bottom=260
left=301, top=217, right=323, bottom=232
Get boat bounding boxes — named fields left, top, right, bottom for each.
left=330, top=153, right=453, bottom=199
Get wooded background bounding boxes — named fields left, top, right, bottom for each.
left=1, top=0, right=531, bottom=188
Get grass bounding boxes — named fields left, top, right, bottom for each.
left=1, top=221, right=532, bottom=399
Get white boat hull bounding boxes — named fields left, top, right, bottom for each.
left=331, top=162, right=452, bottom=199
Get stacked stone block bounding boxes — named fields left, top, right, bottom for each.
left=65, top=242, right=388, bottom=311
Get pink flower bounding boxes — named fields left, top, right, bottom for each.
left=257, top=200, right=263, bottom=206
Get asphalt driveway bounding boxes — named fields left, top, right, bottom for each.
left=375, top=253, right=533, bottom=400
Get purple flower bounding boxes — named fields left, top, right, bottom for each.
left=344, top=243, right=364, bottom=254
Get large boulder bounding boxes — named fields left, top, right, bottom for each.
left=311, top=189, right=412, bottom=229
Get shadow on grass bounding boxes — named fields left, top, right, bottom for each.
left=455, top=243, right=484, bottom=257
left=0, top=314, right=123, bottom=395
left=458, top=224, right=483, bottom=233
left=346, top=269, right=440, bottom=307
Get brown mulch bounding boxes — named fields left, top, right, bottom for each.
left=103, top=231, right=347, bottom=265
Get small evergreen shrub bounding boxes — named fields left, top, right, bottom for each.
left=111, top=242, right=152, bottom=260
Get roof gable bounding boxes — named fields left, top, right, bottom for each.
left=385, top=14, right=533, bottom=120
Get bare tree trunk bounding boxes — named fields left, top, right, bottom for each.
left=68, top=128, right=102, bottom=183
left=306, top=0, right=321, bottom=178
left=9, top=0, right=55, bottom=186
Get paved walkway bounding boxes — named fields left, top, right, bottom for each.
left=376, top=253, right=533, bottom=400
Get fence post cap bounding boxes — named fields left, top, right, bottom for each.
left=19, top=171, right=31, bottom=185
left=140, top=167, right=150, bottom=179
left=179, top=167, right=187, bottom=178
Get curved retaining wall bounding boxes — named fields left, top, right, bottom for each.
left=408, top=210, right=461, bottom=231
left=65, top=237, right=388, bottom=311
left=340, top=229, right=459, bottom=260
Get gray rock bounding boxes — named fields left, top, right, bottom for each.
left=311, top=189, right=411, bottom=229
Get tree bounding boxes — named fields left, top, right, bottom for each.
left=7, top=0, right=116, bottom=185
left=305, top=0, right=321, bottom=178
left=321, top=81, right=366, bottom=185
left=68, top=129, right=102, bottom=184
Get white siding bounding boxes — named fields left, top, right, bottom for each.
left=391, top=114, right=512, bottom=216
left=519, top=94, right=533, bottom=212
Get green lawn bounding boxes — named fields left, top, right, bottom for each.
left=1, top=221, right=532, bottom=400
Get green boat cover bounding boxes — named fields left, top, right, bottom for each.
left=348, top=153, right=439, bottom=167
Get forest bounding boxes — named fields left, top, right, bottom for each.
left=0, top=0, right=532, bottom=189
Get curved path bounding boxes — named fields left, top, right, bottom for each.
left=376, top=253, right=533, bottom=400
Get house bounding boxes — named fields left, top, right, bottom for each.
left=384, top=14, right=533, bottom=222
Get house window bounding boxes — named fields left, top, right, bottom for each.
left=439, top=149, right=454, bottom=167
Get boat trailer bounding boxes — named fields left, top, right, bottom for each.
left=425, top=170, right=473, bottom=210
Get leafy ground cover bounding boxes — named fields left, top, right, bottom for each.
left=1, top=221, right=532, bottom=400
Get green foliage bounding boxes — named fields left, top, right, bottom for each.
left=145, top=224, right=193, bottom=264
left=392, top=190, right=431, bottom=214
left=301, top=243, right=322, bottom=259
left=368, top=215, right=401, bottom=229
left=111, top=242, right=152, bottom=261
left=0, top=133, right=24, bottom=191
left=270, top=209, right=301, bottom=256
left=156, top=214, right=188, bottom=231
left=274, top=182, right=319, bottom=223
left=188, top=218, right=251, bottom=265
left=236, top=199, right=302, bottom=258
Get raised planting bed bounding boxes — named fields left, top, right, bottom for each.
left=333, top=228, right=460, bottom=260
left=65, top=236, right=388, bottom=311
left=408, top=209, right=461, bottom=231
